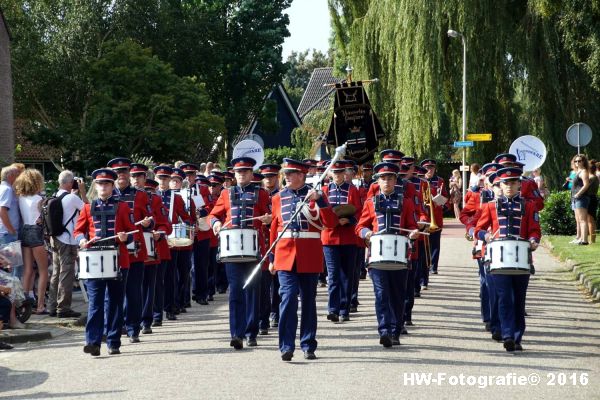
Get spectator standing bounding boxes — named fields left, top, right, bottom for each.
left=14, top=169, right=49, bottom=313
left=565, top=158, right=580, bottom=243
left=587, top=161, right=598, bottom=244
left=48, top=171, right=88, bottom=318
left=571, top=155, right=591, bottom=245
left=449, top=169, right=462, bottom=220
left=468, top=163, right=481, bottom=188
left=0, top=166, right=22, bottom=278
left=533, top=168, right=549, bottom=198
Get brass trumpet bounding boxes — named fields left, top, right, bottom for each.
left=422, top=180, right=440, bottom=233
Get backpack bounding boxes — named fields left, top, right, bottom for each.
left=40, top=192, right=77, bottom=237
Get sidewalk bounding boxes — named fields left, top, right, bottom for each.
left=1, top=288, right=87, bottom=344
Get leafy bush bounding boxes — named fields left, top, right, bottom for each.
left=263, top=146, right=307, bottom=164
left=540, top=191, right=576, bottom=235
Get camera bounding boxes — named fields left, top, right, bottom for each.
left=73, top=177, right=82, bottom=190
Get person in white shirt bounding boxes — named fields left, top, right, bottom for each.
left=13, top=169, right=48, bottom=314
left=48, top=170, right=88, bottom=318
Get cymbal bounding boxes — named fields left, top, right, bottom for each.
left=333, top=204, right=356, bottom=218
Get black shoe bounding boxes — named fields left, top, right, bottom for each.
left=379, top=336, right=393, bottom=348
left=191, top=295, right=197, bottom=301
left=207, top=295, right=214, bottom=301
left=318, top=281, right=327, bottom=288
left=230, top=337, right=243, bottom=350
left=515, top=343, right=523, bottom=351
left=392, top=336, right=400, bottom=346
left=405, top=320, right=414, bottom=326
left=304, top=351, right=316, bottom=360
left=101, top=335, right=107, bottom=343
left=350, top=306, right=358, bottom=313
left=49, top=310, right=57, bottom=317
left=485, top=322, right=491, bottom=332
left=414, top=292, right=421, bottom=298
left=107, top=347, right=120, bottom=355
left=259, top=328, right=269, bottom=335
left=524, top=310, right=529, bottom=317
left=197, top=299, right=209, bottom=305
left=0, top=341, right=14, bottom=350
left=218, top=289, right=227, bottom=294
left=270, top=319, right=279, bottom=328
left=327, top=313, right=339, bottom=322
left=246, top=337, right=257, bottom=347
left=341, top=315, right=350, bottom=322
left=530, top=265, right=535, bottom=275
left=184, top=302, right=191, bottom=308
left=83, top=344, right=100, bottom=356
left=58, top=310, right=81, bottom=318
left=174, top=309, right=180, bottom=315
left=504, top=338, right=515, bottom=352
left=121, top=327, right=127, bottom=335
left=179, top=307, right=187, bottom=313
left=166, top=313, right=177, bottom=321
left=142, top=326, right=153, bottom=334
left=129, top=336, right=140, bottom=344
left=400, top=327, right=408, bottom=335
left=152, top=320, right=162, bottom=327
left=492, top=332, right=502, bottom=342
left=360, top=271, right=367, bottom=280
left=281, top=350, right=294, bottom=361
left=432, top=270, right=438, bottom=275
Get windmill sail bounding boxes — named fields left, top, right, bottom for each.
left=326, top=81, right=385, bottom=165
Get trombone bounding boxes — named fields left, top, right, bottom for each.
left=421, top=180, right=441, bottom=270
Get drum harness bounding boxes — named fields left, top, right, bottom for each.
left=115, top=188, right=142, bottom=256
left=487, top=196, right=530, bottom=272
left=88, top=199, right=123, bottom=279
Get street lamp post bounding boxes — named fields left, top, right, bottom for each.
left=448, top=29, right=467, bottom=208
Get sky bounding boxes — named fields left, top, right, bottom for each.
left=282, top=0, right=332, bottom=60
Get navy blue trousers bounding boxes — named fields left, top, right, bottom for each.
left=415, top=241, right=426, bottom=294
left=323, top=245, right=357, bottom=317
left=87, top=275, right=125, bottom=349
left=141, top=263, right=157, bottom=328
left=429, top=230, right=441, bottom=273
left=153, top=260, right=168, bottom=322
left=403, top=260, right=416, bottom=322
left=351, top=247, right=365, bottom=307
left=494, top=274, right=529, bottom=343
left=477, top=259, right=490, bottom=323
left=225, top=262, right=259, bottom=339
left=164, top=250, right=180, bottom=313
left=193, top=239, right=210, bottom=302
left=485, top=265, right=500, bottom=334
left=278, top=270, right=319, bottom=353
left=270, top=272, right=281, bottom=321
left=259, top=269, right=272, bottom=330
left=124, top=261, right=144, bottom=337
left=175, top=249, right=192, bottom=309
left=370, top=268, right=407, bottom=338
left=208, top=246, right=218, bottom=296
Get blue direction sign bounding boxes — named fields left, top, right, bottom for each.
left=453, top=140, right=474, bottom=148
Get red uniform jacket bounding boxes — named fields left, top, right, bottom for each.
left=74, top=200, right=136, bottom=269
left=321, top=182, right=362, bottom=246
left=117, top=188, right=152, bottom=263
left=147, top=192, right=173, bottom=263
left=270, top=187, right=338, bottom=273
left=474, top=197, right=542, bottom=243
left=459, top=189, right=482, bottom=232
left=209, top=184, right=271, bottom=260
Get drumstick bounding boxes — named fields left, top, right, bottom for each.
left=397, top=227, right=430, bottom=236
left=93, top=230, right=140, bottom=244
left=134, top=216, right=153, bottom=226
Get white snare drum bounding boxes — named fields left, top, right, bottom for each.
left=78, top=247, right=119, bottom=280
left=197, top=217, right=211, bottom=232
left=485, top=238, right=531, bottom=275
left=368, top=233, right=409, bottom=270
left=217, top=228, right=259, bottom=263
left=168, top=223, right=194, bottom=248
left=144, top=232, right=156, bottom=260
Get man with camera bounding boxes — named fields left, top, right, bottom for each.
left=48, top=170, right=88, bottom=318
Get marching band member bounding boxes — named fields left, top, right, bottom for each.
left=258, top=164, right=282, bottom=332
left=169, top=168, right=196, bottom=313
left=410, top=165, right=429, bottom=299
left=130, top=168, right=172, bottom=334
left=356, top=162, right=420, bottom=347
left=210, top=157, right=271, bottom=349
left=75, top=169, right=137, bottom=356
left=322, top=160, right=362, bottom=323
left=206, top=174, right=225, bottom=301
left=420, top=158, right=448, bottom=282
left=316, top=160, right=330, bottom=288
left=355, top=162, right=374, bottom=286
left=108, top=158, right=153, bottom=344
left=155, top=166, right=192, bottom=321
left=182, top=163, right=212, bottom=306
left=223, top=171, right=234, bottom=189
left=303, top=159, right=318, bottom=181
left=269, top=158, right=338, bottom=361
left=494, top=154, right=544, bottom=211
left=475, top=167, right=541, bottom=352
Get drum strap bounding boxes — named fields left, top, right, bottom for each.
left=90, top=199, right=117, bottom=246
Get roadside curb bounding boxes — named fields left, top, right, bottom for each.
left=544, top=238, right=600, bottom=302
left=0, top=329, right=52, bottom=344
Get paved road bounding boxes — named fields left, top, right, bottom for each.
left=1, top=221, right=599, bottom=399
